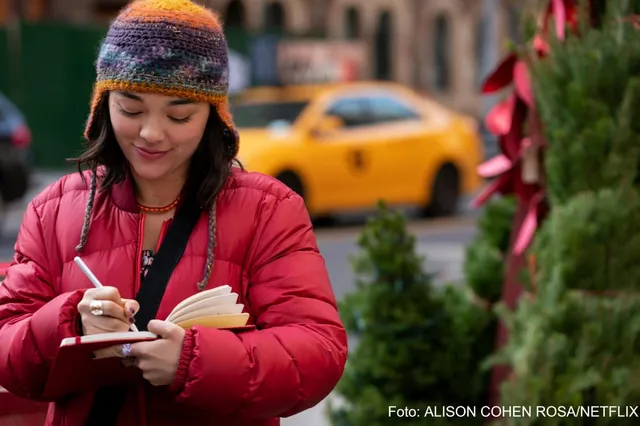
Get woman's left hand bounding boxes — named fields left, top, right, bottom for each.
left=96, top=320, right=186, bottom=386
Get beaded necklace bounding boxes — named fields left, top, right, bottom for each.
left=137, top=196, right=181, bottom=214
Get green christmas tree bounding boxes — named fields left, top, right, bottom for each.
left=486, top=1, right=640, bottom=424
left=464, top=195, right=517, bottom=306
left=328, top=202, right=499, bottom=426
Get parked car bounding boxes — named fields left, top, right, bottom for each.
left=232, top=81, right=484, bottom=218
left=0, top=92, right=31, bottom=208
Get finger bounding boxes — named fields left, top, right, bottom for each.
left=93, top=343, right=132, bottom=359
left=147, top=320, right=181, bottom=339
left=99, top=300, right=130, bottom=322
left=127, top=341, right=152, bottom=358
left=87, top=286, right=123, bottom=304
left=83, top=315, right=131, bottom=333
left=122, top=299, right=140, bottom=317
left=80, top=300, right=129, bottom=322
left=121, top=357, right=136, bottom=368
left=93, top=347, right=118, bottom=359
left=78, top=288, right=124, bottom=313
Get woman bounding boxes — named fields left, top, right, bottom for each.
left=0, top=1, right=348, bottom=425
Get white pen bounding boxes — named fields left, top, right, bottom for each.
left=74, top=256, right=139, bottom=332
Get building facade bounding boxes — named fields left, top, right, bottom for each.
left=0, top=0, right=526, bottom=116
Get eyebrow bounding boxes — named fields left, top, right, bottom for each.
left=119, top=91, right=194, bottom=105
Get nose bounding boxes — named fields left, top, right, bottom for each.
left=139, top=117, right=165, bottom=144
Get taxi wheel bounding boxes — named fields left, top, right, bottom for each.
left=276, top=171, right=305, bottom=199
left=424, top=164, right=460, bottom=217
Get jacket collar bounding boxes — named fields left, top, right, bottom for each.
left=110, top=171, right=140, bottom=213
left=108, top=166, right=239, bottom=213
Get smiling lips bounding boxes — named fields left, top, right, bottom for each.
left=135, top=146, right=168, bottom=160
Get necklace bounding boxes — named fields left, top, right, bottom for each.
left=137, top=196, right=181, bottom=214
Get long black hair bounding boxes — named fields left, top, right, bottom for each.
left=68, top=93, right=242, bottom=290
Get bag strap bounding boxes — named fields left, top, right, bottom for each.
left=85, top=197, right=202, bottom=426
left=134, top=198, right=202, bottom=331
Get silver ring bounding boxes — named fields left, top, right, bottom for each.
left=121, top=343, right=132, bottom=357
left=89, top=300, right=104, bottom=316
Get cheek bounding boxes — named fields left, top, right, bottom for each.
left=110, top=113, right=139, bottom=145
left=167, top=119, right=208, bottom=154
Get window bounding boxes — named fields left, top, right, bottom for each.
left=9, top=0, right=23, bottom=18
left=0, top=92, right=23, bottom=121
left=345, top=7, right=360, bottom=39
left=0, top=92, right=25, bottom=136
left=374, top=11, right=393, bottom=80
left=25, top=0, right=47, bottom=20
left=366, top=95, right=420, bottom=123
left=326, top=97, right=371, bottom=128
left=225, top=0, right=245, bottom=27
left=94, top=0, right=128, bottom=21
left=265, top=1, right=285, bottom=32
left=476, top=17, right=488, bottom=88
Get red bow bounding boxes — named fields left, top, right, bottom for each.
left=472, top=0, right=579, bottom=254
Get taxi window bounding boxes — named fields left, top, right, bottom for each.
left=325, top=97, right=372, bottom=128
left=365, top=95, right=421, bottom=123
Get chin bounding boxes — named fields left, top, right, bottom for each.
left=129, top=162, right=172, bottom=181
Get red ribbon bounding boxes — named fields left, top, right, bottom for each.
left=473, top=0, right=581, bottom=253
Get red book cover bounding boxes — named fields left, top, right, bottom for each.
left=43, top=325, right=255, bottom=399
left=43, top=332, right=158, bottom=399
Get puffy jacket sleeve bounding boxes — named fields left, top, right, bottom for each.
left=0, top=201, right=85, bottom=400
left=169, top=192, right=348, bottom=418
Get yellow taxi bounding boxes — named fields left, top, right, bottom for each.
left=232, top=81, right=484, bottom=218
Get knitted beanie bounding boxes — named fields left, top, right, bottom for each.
left=85, top=0, right=238, bottom=156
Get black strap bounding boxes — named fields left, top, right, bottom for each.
left=85, top=198, right=202, bottom=426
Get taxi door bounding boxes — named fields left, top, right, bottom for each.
left=301, top=95, right=377, bottom=212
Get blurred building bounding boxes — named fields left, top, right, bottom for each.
left=0, top=0, right=525, bottom=116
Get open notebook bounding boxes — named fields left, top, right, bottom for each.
left=43, top=285, right=254, bottom=398
left=59, top=284, right=250, bottom=347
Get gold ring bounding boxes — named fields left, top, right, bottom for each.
left=89, top=300, right=104, bottom=316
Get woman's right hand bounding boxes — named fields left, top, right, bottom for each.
left=77, top=287, right=139, bottom=335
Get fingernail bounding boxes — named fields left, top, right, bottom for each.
left=129, top=308, right=135, bottom=314
left=129, top=317, right=135, bottom=323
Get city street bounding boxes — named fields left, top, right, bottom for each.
left=0, top=171, right=478, bottom=425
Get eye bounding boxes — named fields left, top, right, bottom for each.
left=118, top=107, right=141, bottom=117
left=169, top=115, right=192, bottom=123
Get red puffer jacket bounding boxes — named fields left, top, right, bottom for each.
left=0, top=168, right=348, bottom=426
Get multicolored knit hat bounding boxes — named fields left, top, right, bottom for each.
left=85, top=0, right=238, bottom=155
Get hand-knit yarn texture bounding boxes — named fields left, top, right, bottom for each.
left=85, top=0, right=238, bottom=147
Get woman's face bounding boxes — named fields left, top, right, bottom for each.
left=109, top=91, right=210, bottom=183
